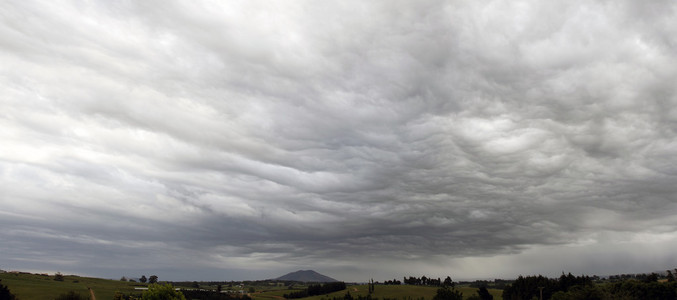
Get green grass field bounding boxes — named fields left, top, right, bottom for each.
left=253, top=284, right=503, bottom=300
left=1, top=272, right=503, bottom=300
left=251, top=288, right=302, bottom=299
left=0, top=272, right=144, bottom=300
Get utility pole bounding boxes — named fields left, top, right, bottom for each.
left=538, top=286, right=544, bottom=300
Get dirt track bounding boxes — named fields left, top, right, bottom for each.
left=89, top=288, right=96, bottom=300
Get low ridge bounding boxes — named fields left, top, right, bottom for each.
left=275, top=270, right=338, bottom=282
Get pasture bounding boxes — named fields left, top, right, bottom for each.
left=0, top=272, right=143, bottom=300
left=252, top=284, right=503, bottom=300
left=1, top=272, right=503, bottom=300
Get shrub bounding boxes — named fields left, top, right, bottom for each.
left=432, top=286, right=463, bottom=300
left=54, top=272, right=65, bottom=281
left=141, top=284, right=186, bottom=300
left=54, top=290, right=88, bottom=300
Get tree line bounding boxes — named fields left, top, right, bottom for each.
left=402, top=275, right=454, bottom=287
left=118, top=274, right=159, bottom=284
left=283, top=281, right=347, bottom=299
left=462, top=279, right=509, bottom=290
left=501, top=272, right=677, bottom=300
left=319, top=277, right=492, bottom=300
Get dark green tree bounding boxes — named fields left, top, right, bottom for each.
left=502, top=275, right=560, bottom=300
left=443, top=276, right=454, bottom=287
left=432, top=286, right=463, bottom=300
left=644, top=273, right=659, bottom=283
left=477, top=286, right=493, bottom=300
left=140, top=275, right=147, bottom=283
left=0, top=280, right=16, bottom=300
left=557, top=285, right=603, bottom=300
left=141, top=284, right=185, bottom=300
left=602, top=280, right=676, bottom=300
left=149, top=275, right=158, bottom=284
left=666, top=270, right=675, bottom=282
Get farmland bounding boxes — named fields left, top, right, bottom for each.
left=0, top=272, right=143, bottom=300
left=0, top=271, right=504, bottom=300
left=252, top=284, right=503, bottom=300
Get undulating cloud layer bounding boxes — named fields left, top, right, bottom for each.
left=2, top=0, right=677, bottom=281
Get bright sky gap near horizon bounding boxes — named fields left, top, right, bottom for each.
left=2, top=0, right=677, bottom=282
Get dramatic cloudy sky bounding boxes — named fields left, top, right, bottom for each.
left=2, top=0, right=677, bottom=281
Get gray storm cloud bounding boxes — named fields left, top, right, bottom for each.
left=2, top=0, right=677, bottom=280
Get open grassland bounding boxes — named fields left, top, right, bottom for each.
left=0, top=272, right=144, bottom=300
left=1, top=273, right=503, bottom=300
left=252, top=288, right=302, bottom=299
left=253, top=284, right=502, bottom=300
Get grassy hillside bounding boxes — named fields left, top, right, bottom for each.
left=0, top=272, right=144, bottom=300
left=253, top=284, right=503, bottom=300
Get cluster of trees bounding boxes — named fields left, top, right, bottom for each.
left=593, top=280, right=676, bottom=300
left=463, top=279, right=509, bottom=290
left=501, top=273, right=593, bottom=300
left=284, top=282, right=347, bottom=299
left=471, top=287, right=494, bottom=300
left=403, top=276, right=454, bottom=287
left=329, top=285, right=484, bottom=300
left=317, top=286, right=493, bottom=300
left=139, top=275, right=159, bottom=284
left=140, top=284, right=185, bottom=300
left=399, top=275, right=466, bottom=300
left=501, top=272, right=677, bottom=300
left=432, top=286, right=463, bottom=300
left=382, top=279, right=402, bottom=285
left=605, top=270, right=676, bottom=282
left=114, top=284, right=188, bottom=300
left=113, top=291, right=142, bottom=300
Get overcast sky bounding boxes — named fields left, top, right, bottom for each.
left=2, top=0, right=677, bottom=282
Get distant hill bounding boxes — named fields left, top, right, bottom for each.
left=275, top=270, right=338, bottom=282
